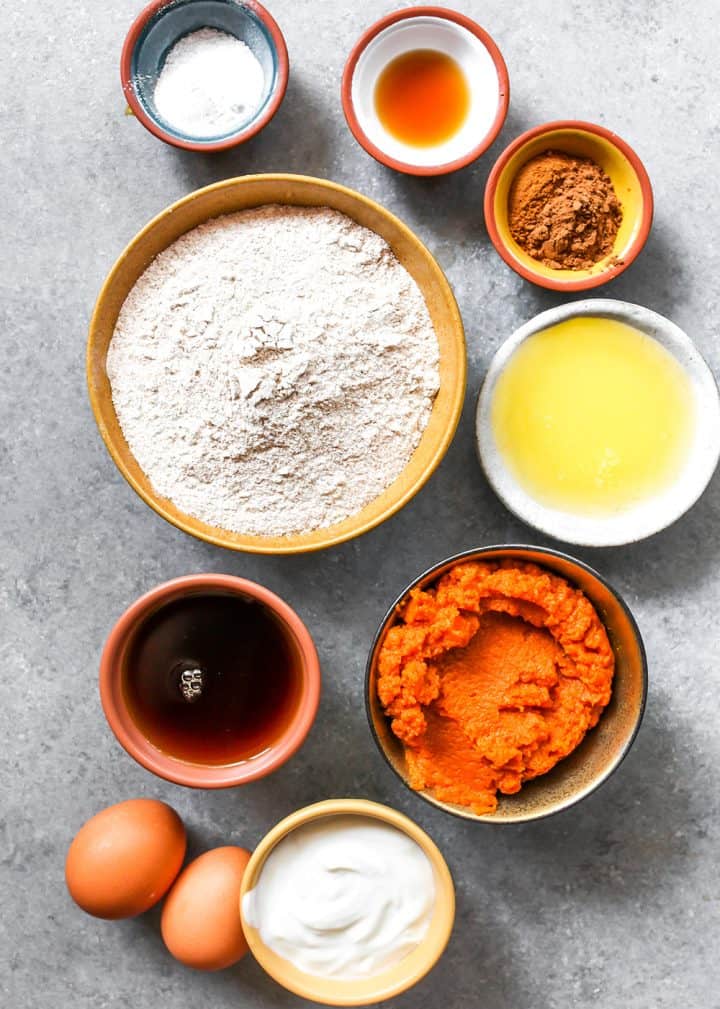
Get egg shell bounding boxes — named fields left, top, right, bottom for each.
left=65, top=798, right=186, bottom=919
left=161, top=846, right=251, bottom=971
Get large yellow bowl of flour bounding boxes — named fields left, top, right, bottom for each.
left=87, top=174, right=466, bottom=554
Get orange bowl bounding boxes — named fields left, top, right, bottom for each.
left=342, top=6, right=509, bottom=176
left=120, top=0, right=289, bottom=152
left=100, top=574, right=320, bottom=787
left=484, top=120, right=653, bottom=291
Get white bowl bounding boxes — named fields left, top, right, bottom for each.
left=476, top=300, right=720, bottom=547
left=342, top=8, right=509, bottom=176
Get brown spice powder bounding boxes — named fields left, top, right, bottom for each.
left=508, top=150, right=623, bottom=270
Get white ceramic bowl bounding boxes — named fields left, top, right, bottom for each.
left=342, top=8, right=509, bottom=176
left=476, top=300, right=720, bottom=547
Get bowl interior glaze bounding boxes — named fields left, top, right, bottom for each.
left=366, top=546, right=648, bottom=824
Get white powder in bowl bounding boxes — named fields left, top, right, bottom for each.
left=153, top=28, right=265, bottom=138
left=107, top=206, right=440, bottom=538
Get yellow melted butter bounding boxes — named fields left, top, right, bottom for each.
left=491, top=316, right=695, bottom=515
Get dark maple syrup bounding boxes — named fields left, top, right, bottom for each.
left=122, top=592, right=302, bottom=765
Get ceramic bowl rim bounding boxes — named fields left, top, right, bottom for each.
left=99, top=574, right=321, bottom=787
left=365, top=544, right=648, bottom=824
left=239, top=798, right=456, bottom=1004
left=120, top=0, right=289, bottom=152
left=475, top=298, right=720, bottom=546
left=86, top=173, right=466, bottom=555
left=483, top=119, right=654, bottom=290
left=341, top=5, right=510, bottom=176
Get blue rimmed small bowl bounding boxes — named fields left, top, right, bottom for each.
left=121, top=0, right=289, bottom=152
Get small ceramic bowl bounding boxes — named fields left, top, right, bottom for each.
left=100, top=574, right=320, bottom=787
left=484, top=120, right=653, bottom=290
left=239, top=799, right=455, bottom=1005
left=121, top=0, right=288, bottom=151
left=342, top=7, right=509, bottom=176
left=87, top=174, right=466, bottom=554
left=366, top=546, right=648, bottom=824
left=476, top=299, right=720, bottom=546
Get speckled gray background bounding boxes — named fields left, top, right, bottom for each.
left=2, top=1, right=719, bottom=1007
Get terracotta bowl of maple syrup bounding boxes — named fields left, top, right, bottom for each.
left=99, top=575, right=321, bottom=788
left=342, top=7, right=509, bottom=176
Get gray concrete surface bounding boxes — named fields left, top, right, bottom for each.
left=2, top=2, right=719, bottom=1007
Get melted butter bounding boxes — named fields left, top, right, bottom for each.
left=491, top=316, right=695, bottom=514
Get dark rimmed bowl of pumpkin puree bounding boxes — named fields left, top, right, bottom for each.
left=365, top=545, right=647, bottom=823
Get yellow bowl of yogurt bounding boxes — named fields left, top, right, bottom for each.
left=239, top=799, right=455, bottom=1005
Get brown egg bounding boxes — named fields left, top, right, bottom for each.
left=161, top=846, right=251, bottom=970
left=65, top=798, right=186, bottom=919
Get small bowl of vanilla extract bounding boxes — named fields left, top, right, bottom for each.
left=342, top=7, right=509, bottom=176
left=99, top=575, right=321, bottom=787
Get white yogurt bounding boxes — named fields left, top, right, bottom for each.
left=241, top=815, right=436, bottom=979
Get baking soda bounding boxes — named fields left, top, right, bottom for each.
left=153, top=28, right=265, bottom=138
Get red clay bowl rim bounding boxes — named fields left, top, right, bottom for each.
left=99, top=574, right=321, bottom=787
left=120, top=0, right=289, bottom=152
left=341, top=6, right=510, bottom=177
left=483, top=119, right=654, bottom=291
left=365, top=544, right=648, bottom=824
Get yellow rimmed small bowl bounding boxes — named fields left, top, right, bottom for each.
left=87, top=174, right=466, bottom=554
left=239, top=799, right=455, bottom=1005
left=484, top=120, right=653, bottom=291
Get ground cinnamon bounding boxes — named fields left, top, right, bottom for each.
left=508, top=150, right=623, bottom=270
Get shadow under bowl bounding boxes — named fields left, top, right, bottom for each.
left=484, top=120, right=653, bottom=291
left=366, top=545, right=648, bottom=824
left=100, top=574, right=321, bottom=787
left=121, top=0, right=289, bottom=151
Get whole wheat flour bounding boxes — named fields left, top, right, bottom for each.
left=107, top=206, right=440, bottom=537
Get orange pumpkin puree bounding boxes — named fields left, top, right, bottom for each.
left=377, top=561, right=615, bottom=814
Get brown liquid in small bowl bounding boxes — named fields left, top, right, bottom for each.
left=100, top=574, right=321, bottom=788
left=123, top=592, right=302, bottom=766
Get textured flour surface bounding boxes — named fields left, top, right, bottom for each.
left=107, top=206, right=440, bottom=536
left=153, top=28, right=265, bottom=137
